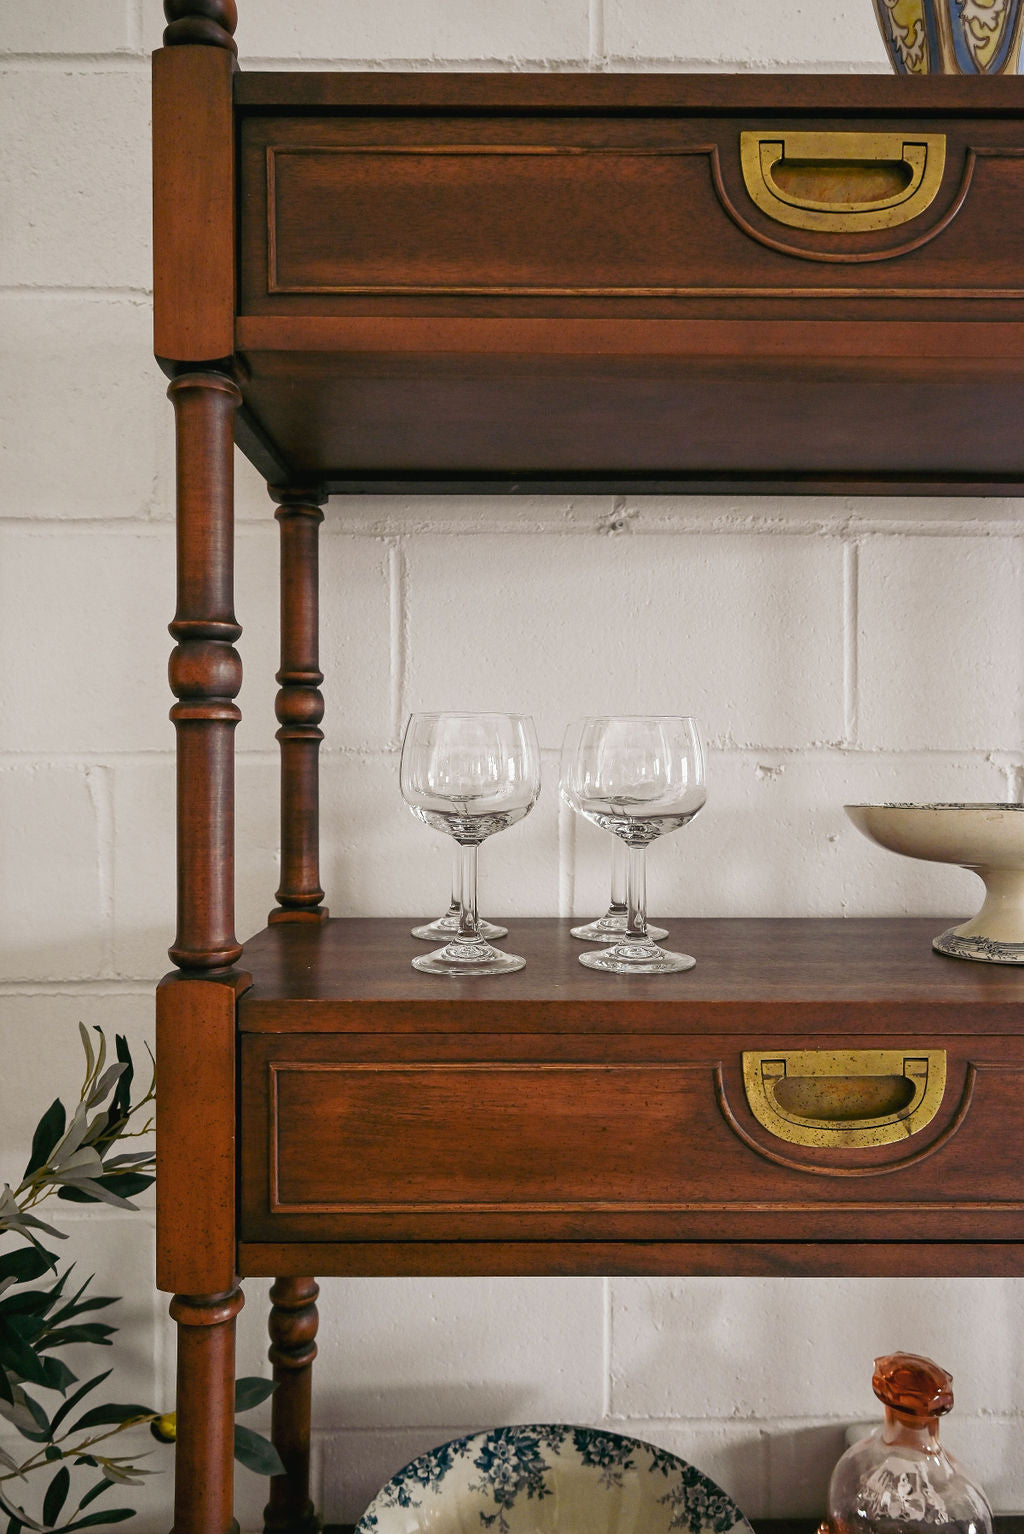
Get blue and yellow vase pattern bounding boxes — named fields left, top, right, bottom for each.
left=874, top=0, right=1024, bottom=72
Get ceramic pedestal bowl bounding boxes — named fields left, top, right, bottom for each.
left=355, top=1424, right=753, bottom=1534
left=845, top=803, right=1024, bottom=964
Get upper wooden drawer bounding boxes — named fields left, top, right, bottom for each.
left=239, top=111, right=1024, bottom=319
left=238, top=1029, right=1024, bottom=1246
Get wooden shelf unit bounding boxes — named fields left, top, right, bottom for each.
left=151, top=9, right=1024, bottom=1532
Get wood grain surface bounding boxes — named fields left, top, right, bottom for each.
left=153, top=44, right=235, bottom=363
left=236, top=917, right=1024, bottom=1033
left=152, top=60, right=1024, bottom=1532
left=238, top=1240, right=1024, bottom=1280
left=227, top=73, right=1024, bottom=492
left=234, top=73, right=1024, bottom=113
left=231, top=918, right=1024, bottom=1263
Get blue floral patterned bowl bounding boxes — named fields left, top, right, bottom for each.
left=355, top=1424, right=754, bottom=1534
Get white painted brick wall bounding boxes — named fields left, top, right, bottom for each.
left=1, top=3, right=1023, bottom=1530
left=142, top=1, right=592, bottom=67
left=603, top=1, right=890, bottom=70
left=0, top=1, right=138, bottom=56
left=404, top=532, right=847, bottom=749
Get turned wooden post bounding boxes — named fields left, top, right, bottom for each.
left=171, top=1289, right=245, bottom=1534
left=167, top=371, right=243, bottom=972
left=264, top=1278, right=320, bottom=1534
left=269, top=486, right=329, bottom=923
left=157, top=8, right=246, bottom=1534
left=163, top=370, right=244, bottom=1534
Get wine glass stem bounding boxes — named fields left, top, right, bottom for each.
left=626, top=842, right=649, bottom=941
left=458, top=842, right=481, bottom=942
left=610, top=836, right=627, bottom=915
left=447, top=846, right=462, bottom=919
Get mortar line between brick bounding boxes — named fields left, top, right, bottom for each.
left=557, top=797, right=576, bottom=919
left=240, top=56, right=588, bottom=71
left=601, top=1410, right=1024, bottom=1426
left=0, top=285, right=151, bottom=299
left=1003, top=763, right=1024, bottom=803
left=2, top=745, right=1013, bottom=769
left=129, top=0, right=144, bottom=53
left=85, top=763, right=116, bottom=973
left=0, top=54, right=148, bottom=68
left=0, top=52, right=889, bottom=73
left=0, top=747, right=407, bottom=768
left=602, top=1277, right=612, bottom=1417
left=388, top=540, right=407, bottom=749
left=333, top=1410, right=1019, bottom=1438
left=589, top=0, right=606, bottom=67
left=34, top=512, right=1014, bottom=538
left=0, top=980, right=154, bottom=996
left=843, top=540, right=860, bottom=746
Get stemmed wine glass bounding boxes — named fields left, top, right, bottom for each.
left=411, top=857, right=507, bottom=943
left=561, top=716, right=706, bottom=974
left=562, top=725, right=667, bottom=943
left=401, top=712, right=541, bottom=976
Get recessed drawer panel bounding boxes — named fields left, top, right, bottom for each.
left=239, top=1033, right=1024, bottom=1244
left=239, top=113, right=1024, bottom=316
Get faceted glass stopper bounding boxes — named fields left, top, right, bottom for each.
left=872, top=1352, right=954, bottom=1424
left=821, top=1351, right=992, bottom=1534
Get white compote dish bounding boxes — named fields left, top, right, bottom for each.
left=845, top=803, right=1024, bottom=964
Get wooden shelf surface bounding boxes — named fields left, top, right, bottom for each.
left=236, top=917, right=1024, bottom=1033
left=234, top=71, right=1024, bottom=113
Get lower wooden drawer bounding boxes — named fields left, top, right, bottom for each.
left=238, top=1032, right=1024, bottom=1244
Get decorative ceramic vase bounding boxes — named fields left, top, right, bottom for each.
left=873, top=0, right=1024, bottom=73
left=844, top=802, right=1024, bottom=963
left=819, top=1353, right=992, bottom=1534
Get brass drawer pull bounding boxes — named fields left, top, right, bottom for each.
left=739, top=130, right=946, bottom=232
left=742, top=1049, right=947, bottom=1148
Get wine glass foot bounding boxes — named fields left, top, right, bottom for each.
left=570, top=913, right=668, bottom=943
left=412, top=938, right=525, bottom=976
left=579, top=940, right=696, bottom=975
left=411, top=914, right=508, bottom=941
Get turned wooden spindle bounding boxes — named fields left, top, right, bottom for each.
left=163, top=0, right=238, bottom=53
left=168, top=371, right=243, bottom=972
left=171, top=1288, right=245, bottom=1534
left=269, top=486, right=329, bottom=924
left=264, top=1278, right=320, bottom=1534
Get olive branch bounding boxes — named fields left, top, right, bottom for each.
left=0, top=1026, right=282, bottom=1532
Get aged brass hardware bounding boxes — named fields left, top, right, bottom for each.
left=739, top=131, right=947, bottom=232
left=742, top=1048, right=947, bottom=1148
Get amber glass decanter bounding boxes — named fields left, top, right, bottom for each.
left=820, top=1353, right=993, bottom=1534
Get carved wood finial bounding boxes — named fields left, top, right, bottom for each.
left=163, top=0, right=238, bottom=53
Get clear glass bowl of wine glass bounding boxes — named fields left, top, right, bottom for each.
left=561, top=716, right=706, bottom=974
left=400, top=712, right=541, bottom=976
left=561, top=727, right=667, bottom=944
